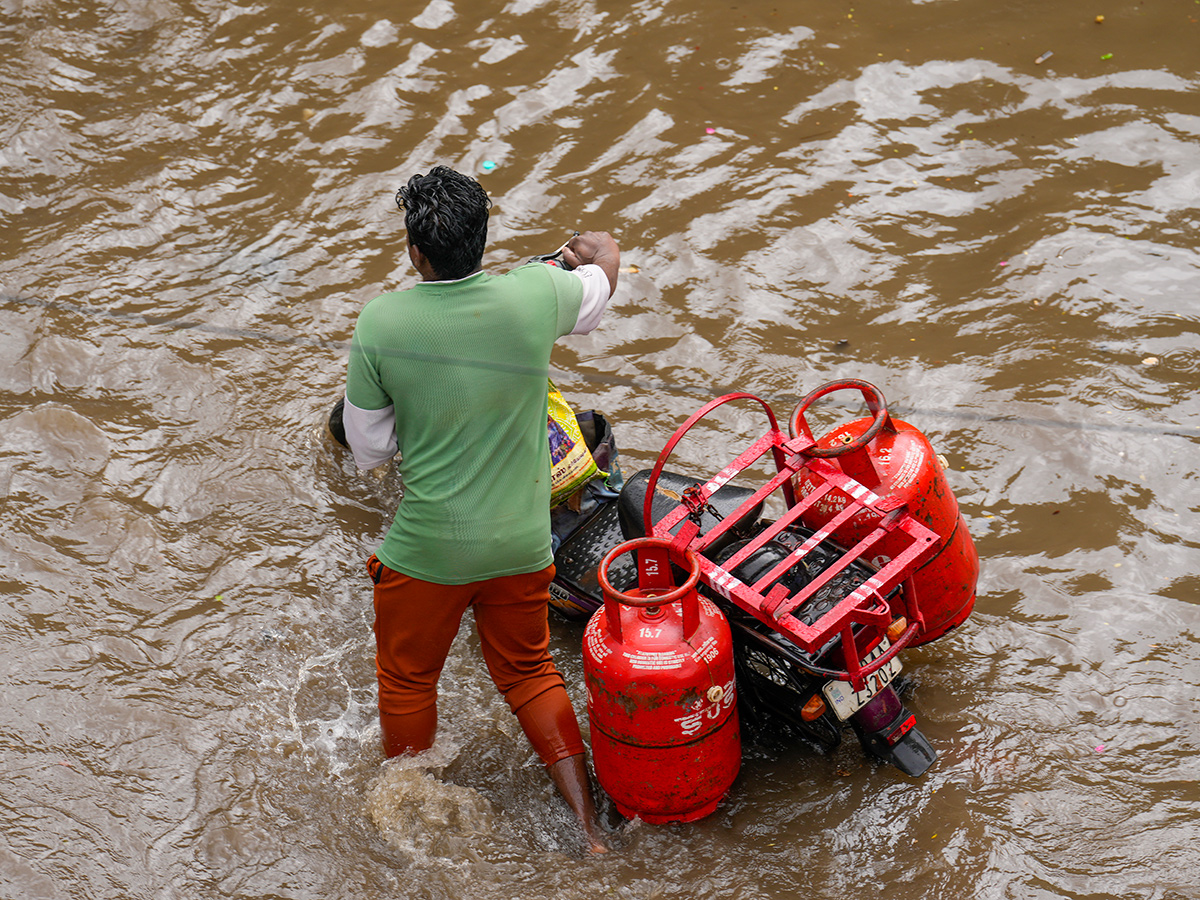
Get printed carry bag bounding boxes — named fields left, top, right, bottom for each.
left=547, top=380, right=602, bottom=507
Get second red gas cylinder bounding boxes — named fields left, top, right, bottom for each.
left=789, top=379, right=979, bottom=645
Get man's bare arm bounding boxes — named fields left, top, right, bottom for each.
left=562, top=231, right=620, bottom=296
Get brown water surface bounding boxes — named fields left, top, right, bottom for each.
left=2, top=1, right=1199, bottom=898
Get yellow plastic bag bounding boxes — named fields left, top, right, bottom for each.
left=548, top=380, right=602, bottom=507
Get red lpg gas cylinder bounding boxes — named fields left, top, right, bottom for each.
left=789, top=380, right=979, bottom=645
left=584, top=538, right=740, bottom=824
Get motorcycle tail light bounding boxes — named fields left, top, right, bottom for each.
left=801, top=694, right=827, bottom=721
left=887, top=713, right=916, bottom=746
left=886, top=616, right=908, bottom=644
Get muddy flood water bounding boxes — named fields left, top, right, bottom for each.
left=2, top=1, right=1199, bottom=898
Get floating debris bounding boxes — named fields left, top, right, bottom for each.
left=1035, top=51, right=1054, bottom=64
left=481, top=160, right=497, bottom=171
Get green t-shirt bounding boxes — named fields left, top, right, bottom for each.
left=346, top=263, right=584, bottom=584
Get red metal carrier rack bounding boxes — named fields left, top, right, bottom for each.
left=638, top=393, right=940, bottom=691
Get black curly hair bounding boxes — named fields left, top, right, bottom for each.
left=396, top=166, right=491, bottom=280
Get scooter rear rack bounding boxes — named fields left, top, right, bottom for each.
left=640, top=393, right=940, bottom=692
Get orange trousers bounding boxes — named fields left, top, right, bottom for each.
left=368, top=555, right=586, bottom=766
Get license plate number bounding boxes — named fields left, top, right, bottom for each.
left=822, top=638, right=902, bottom=721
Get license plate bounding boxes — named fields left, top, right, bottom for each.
left=821, top=638, right=902, bottom=721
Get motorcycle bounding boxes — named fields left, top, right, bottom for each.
left=550, top=386, right=978, bottom=778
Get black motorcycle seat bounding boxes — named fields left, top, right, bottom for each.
left=617, top=468, right=763, bottom=553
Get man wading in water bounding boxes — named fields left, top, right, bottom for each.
left=341, top=165, right=619, bottom=853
